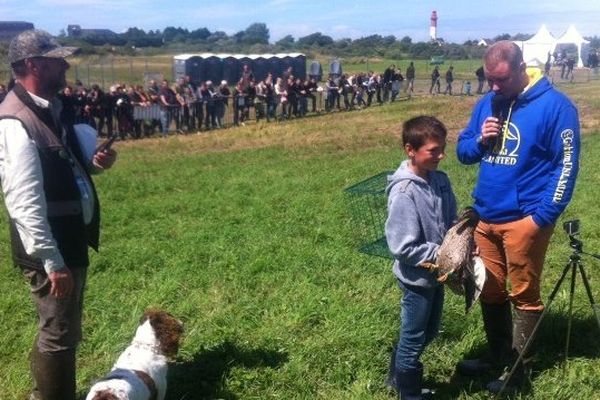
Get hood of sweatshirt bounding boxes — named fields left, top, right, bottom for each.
left=385, top=160, right=428, bottom=195
left=516, top=67, right=550, bottom=104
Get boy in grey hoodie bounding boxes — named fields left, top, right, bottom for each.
left=385, top=116, right=457, bottom=400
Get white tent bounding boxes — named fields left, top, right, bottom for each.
left=555, top=25, right=590, bottom=67
left=515, top=25, right=590, bottom=68
left=519, top=24, right=556, bottom=66
left=529, top=24, right=556, bottom=44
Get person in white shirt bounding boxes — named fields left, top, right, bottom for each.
left=0, top=29, right=116, bottom=400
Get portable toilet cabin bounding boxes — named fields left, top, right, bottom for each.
left=222, top=54, right=240, bottom=85
left=252, top=54, right=270, bottom=82
left=268, top=54, right=285, bottom=80
left=290, top=53, right=307, bottom=80
left=308, top=60, right=323, bottom=81
left=278, top=53, right=295, bottom=80
left=329, top=59, right=342, bottom=79
left=201, top=53, right=223, bottom=84
left=173, top=54, right=204, bottom=85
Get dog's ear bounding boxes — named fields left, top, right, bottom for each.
left=140, top=309, right=184, bottom=358
left=150, top=311, right=184, bottom=358
left=140, top=308, right=159, bottom=325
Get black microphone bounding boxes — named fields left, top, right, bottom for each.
left=489, top=93, right=507, bottom=151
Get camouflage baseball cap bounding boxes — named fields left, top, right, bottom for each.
left=8, top=29, right=78, bottom=65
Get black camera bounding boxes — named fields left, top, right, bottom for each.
left=563, top=219, right=580, bottom=236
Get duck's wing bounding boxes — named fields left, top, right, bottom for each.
left=464, top=256, right=486, bottom=313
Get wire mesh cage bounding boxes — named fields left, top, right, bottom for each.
left=344, top=171, right=394, bottom=259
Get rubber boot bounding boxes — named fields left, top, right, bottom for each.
left=486, top=309, right=541, bottom=394
left=31, top=346, right=77, bottom=400
left=29, top=345, right=41, bottom=400
left=457, top=301, right=513, bottom=376
left=385, top=345, right=397, bottom=389
left=396, top=363, right=435, bottom=400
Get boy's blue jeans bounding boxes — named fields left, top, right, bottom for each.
left=395, top=280, right=444, bottom=371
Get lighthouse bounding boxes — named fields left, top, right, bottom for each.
left=430, top=10, right=438, bottom=41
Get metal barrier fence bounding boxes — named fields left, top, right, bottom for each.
left=133, top=104, right=162, bottom=121
left=106, top=68, right=600, bottom=137
left=129, top=94, right=328, bottom=135
left=125, top=79, right=476, bottom=136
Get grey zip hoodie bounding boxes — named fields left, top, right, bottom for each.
left=385, top=160, right=457, bottom=288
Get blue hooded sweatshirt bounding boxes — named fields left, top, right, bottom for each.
left=456, top=69, right=580, bottom=226
left=385, top=160, right=457, bottom=288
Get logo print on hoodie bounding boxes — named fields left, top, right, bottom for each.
left=553, top=129, right=575, bottom=203
left=482, top=121, right=521, bottom=166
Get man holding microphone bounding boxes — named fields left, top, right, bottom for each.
left=456, top=41, right=580, bottom=394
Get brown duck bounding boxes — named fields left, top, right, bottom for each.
left=421, top=207, right=485, bottom=312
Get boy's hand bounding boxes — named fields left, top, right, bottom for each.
left=419, top=261, right=439, bottom=272
left=420, top=261, right=451, bottom=283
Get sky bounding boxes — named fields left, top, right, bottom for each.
left=2, top=0, right=599, bottom=44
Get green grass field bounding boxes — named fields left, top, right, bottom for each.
left=1, top=78, right=600, bottom=399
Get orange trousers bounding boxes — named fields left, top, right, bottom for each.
left=475, top=216, right=555, bottom=311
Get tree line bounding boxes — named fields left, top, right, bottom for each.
left=2, top=22, right=598, bottom=61
left=54, top=22, right=495, bottom=59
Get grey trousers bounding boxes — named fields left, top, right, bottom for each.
left=23, top=267, right=87, bottom=353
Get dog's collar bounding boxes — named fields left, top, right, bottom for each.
left=133, top=369, right=158, bottom=400
left=103, top=368, right=158, bottom=400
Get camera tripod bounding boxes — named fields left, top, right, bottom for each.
left=497, top=230, right=600, bottom=397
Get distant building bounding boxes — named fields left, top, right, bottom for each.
left=67, top=24, right=117, bottom=38
left=0, top=21, right=34, bottom=42
left=478, top=38, right=494, bottom=47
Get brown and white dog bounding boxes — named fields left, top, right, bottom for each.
left=86, top=309, right=184, bottom=400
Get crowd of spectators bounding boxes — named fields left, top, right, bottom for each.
left=0, top=63, right=496, bottom=139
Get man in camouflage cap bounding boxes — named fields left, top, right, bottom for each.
left=0, top=29, right=116, bottom=400
left=8, top=29, right=78, bottom=64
